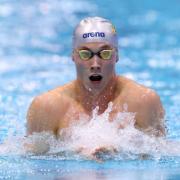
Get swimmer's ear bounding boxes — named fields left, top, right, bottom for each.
left=116, top=54, right=119, bottom=62
left=115, top=49, right=119, bottom=62
left=72, top=50, right=75, bottom=61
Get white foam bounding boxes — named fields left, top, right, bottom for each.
left=1, top=102, right=180, bottom=160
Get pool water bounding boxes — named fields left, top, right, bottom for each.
left=0, top=0, right=180, bottom=179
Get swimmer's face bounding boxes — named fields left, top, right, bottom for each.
left=72, top=42, right=118, bottom=92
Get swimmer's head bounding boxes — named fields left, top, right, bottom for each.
left=73, top=17, right=118, bottom=49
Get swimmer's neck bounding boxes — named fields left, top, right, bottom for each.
left=75, top=75, right=118, bottom=114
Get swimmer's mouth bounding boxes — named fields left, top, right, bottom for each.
left=89, top=74, right=103, bottom=81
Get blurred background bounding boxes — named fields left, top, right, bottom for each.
left=0, top=0, right=180, bottom=179
left=0, top=0, right=180, bottom=141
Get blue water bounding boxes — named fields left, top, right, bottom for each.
left=0, top=0, right=180, bottom=179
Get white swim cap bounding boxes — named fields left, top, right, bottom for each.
left=73, top=17, right=118, bottom=48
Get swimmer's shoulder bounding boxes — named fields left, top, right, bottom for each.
left=117, top=75, right=158, bottom=99
left=33, top=80, right=76, bottom=104
left=29, top=80, right=76, bottom=112
left=117, top=76, right=165, bottom=136
left=52, top=80, right=77, bottom=99
left=116, top=75, right=163, bottom=113
left=26, top=81, right=75, bottom=135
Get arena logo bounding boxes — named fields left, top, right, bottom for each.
left=83, top=32, right=105, bottom=38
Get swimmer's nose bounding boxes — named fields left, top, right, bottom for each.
left=90, top=57, right=101, bottom=72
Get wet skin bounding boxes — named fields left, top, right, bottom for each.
left=26, top=42, right=166, bottom=155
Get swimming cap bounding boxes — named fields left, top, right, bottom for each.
left=73, top=17, right=118, bottom=48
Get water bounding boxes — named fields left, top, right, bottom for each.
left=0, top=0, right=180, bottom=179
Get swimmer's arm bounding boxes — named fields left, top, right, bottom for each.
left=136, top=91, right=166, bottom=136
left=26, top=96, right=53, bottom=135
left=26, top=94, right=65, bottom=136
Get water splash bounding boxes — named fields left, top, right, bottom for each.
left=1, top=102, right=180, bottom=161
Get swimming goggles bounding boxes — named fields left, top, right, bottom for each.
left=77, top=49, right=114, bottom=61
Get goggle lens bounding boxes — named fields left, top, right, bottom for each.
left=78, top=49, right=113, bottom=60
left=79, top=50, right=92, bottom=60
left=100, top=50, right=112, bottom=60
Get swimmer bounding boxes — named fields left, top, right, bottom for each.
left=26, top=17, right=166, bottom=156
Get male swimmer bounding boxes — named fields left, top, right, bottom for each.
left=26, top=17, right=166, bottom=156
